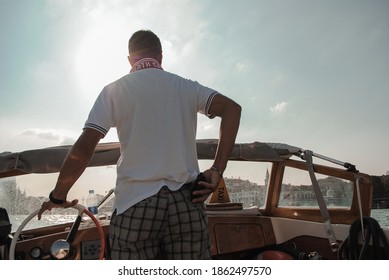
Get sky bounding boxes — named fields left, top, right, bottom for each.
left=1, top=0, right=388, bottom=188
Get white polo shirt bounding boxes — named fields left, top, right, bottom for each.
left=84, top=58, right=217, bottom=214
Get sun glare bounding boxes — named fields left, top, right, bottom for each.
left=73, top=22, right=129, bottom=102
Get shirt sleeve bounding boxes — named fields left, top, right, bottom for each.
left=83, top=86, right=115, bottom=137
left=194, top=81, right=219, bottom=118
left=203, top=91, right=219, bottom=118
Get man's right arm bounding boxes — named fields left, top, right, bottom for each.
left=192, top=93, right=241, bottom=203
left=207, top=93, right=241, bottom=172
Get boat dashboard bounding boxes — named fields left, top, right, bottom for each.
left=3, top=210, right=346, bottom=260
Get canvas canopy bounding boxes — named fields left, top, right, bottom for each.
left=0, top=139, right=302, bottom=178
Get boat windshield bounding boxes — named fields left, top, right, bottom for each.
left=278, top=166, right=353, bottom=209
left=0, top=165, right=116, bottom=232
left=208, top=161, right=272, bottom=209
left=2, top=159, right=277, bottom=232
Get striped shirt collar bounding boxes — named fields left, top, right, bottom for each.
left=130, top=58, right=163, bottom=73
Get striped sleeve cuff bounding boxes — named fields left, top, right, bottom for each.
left=205, top=91, right=219, bottom=119
left=84, top=123, right=109, bottom=136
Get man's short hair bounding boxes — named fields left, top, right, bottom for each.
left=128, top=30, right=162, bottom=57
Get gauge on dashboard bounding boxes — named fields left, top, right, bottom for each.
left=30, top=247, right=42, bottom=259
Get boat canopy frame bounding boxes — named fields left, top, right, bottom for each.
left=0, top=139, right=357, bottom=179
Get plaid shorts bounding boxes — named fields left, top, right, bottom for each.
left=109, top=185, right=211, bottom=260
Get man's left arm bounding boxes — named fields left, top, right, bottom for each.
left=38, top=128, right=104, bottom=218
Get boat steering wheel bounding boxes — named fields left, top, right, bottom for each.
left=9, top=204, right=105, bottom=260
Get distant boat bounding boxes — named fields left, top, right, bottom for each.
left=372, top=198, right=389, bottom=209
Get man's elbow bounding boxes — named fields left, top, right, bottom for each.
left=229, top=101, right=242, bottom=119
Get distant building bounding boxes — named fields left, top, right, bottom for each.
left=224, top=172, right=353, bottom=209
